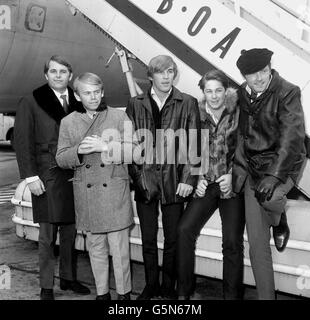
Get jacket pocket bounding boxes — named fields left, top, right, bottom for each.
left=249, top=152, right=276, bottom=173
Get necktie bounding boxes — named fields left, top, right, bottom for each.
left=60, top=94, right=68, bottom=113
left=249, top=90, right=258, bottom=102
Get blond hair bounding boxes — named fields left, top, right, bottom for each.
left=73, top=72, right=103, bottom=94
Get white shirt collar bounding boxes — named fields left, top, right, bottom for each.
left=51, top=88, right=69, bottom=105
left=86, top=111, right=97, bottom=119
left=205, top=103, right=221, bottom=125
left=151, top=87, right=172, bottom=111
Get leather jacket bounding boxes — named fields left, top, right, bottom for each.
left=126, top=87, right=201, bottom=204
left=233, top=70, right=306, bottom=193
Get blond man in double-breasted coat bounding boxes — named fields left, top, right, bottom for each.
left=56, top=72, right=137, bottom=300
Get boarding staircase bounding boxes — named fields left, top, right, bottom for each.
left=12, top=0, right=310, bottom=297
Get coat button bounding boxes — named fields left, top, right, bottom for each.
left=103, top=183, right=107, bottom=187
left=85, top=164, right=91, bottom=169
left=100, top=163, right=105, bottom=168
left=87, top=184, right=91, bottom=188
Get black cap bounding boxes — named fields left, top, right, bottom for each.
left=236, top=48, right=273, bottom=75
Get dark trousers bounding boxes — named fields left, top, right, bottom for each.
left=177, top=183, right=245, bottom=299
left=136, top=201, right=184, bottom=291
left=39, top=222, right=76, bottom=289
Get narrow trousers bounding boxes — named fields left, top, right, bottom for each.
left=136, top=201, right=184, bottom=291
left=86, top=228, right=131, bottom=295
left=177, top=183, right=245, bottom=299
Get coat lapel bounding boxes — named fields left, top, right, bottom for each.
left=33, top=84, right=84, bottom=124
left=137, top=92, right=153, bottom=115
left=138, top=86, right=182, bottom=114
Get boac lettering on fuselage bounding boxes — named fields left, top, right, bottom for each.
left=157, top=0, right=240, bottom=59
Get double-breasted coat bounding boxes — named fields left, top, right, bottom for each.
left=56, top=107, right=135, bottom=233
left=14, top=84, right=84, bottom=223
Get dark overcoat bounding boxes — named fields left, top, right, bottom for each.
left=14, top=83, right=84, bottom=223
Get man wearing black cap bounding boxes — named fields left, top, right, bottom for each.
left=233, top=48, right=305, bottom=299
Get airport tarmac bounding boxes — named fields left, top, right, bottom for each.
left=0, top=190, right=306, bottom=301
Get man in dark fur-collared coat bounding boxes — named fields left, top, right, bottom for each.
left=14, top=55, right=89, bottom=300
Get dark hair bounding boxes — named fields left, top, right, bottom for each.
left=198, top=69, right=229, bottom=91
left=44, top=55, right=73, bottom=74
left=147, top=55, right=178, bottom=79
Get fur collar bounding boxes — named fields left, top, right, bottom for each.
left=33, top=84, right=84, bottom=123
left=199, top=87, right=238, bottom=122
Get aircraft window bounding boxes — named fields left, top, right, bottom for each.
left=24, top=4, right=46, bottom=32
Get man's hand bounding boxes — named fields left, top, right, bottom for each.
left=255, top=175, right=280, bottom=203
left=216, top=174, right=232, bottom=194
left=78, top=135, right=108, bottom=155
left=176, top=183, right=193, bottom=198
left=195, top=179, right=208, bottom=198
left=28, top=179, right=45, bottom=196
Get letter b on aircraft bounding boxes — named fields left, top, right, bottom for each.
left=157, top=0, right=173, bottom=14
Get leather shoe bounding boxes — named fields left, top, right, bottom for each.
left=273, top=211, right=290, bottom=252
left=96, top=292, right=111, bottom=300
left=117, top=292, right=131, bottom=300
left=136, top=285, right=161, bottom=300
left=60, top=279, right=91, bottom=295
left=40, top=288, right=54, bottom=300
